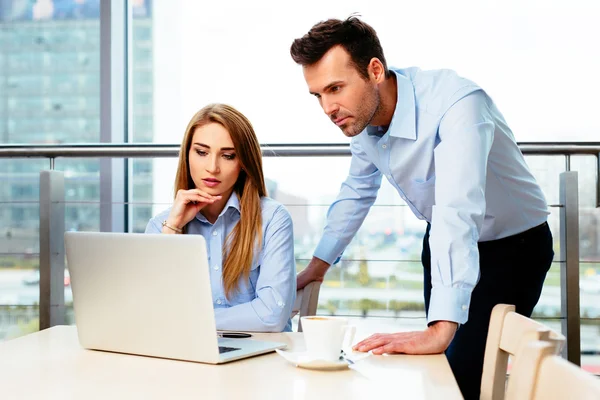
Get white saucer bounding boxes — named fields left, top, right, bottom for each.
left=275, top=349, right=369, bottom=371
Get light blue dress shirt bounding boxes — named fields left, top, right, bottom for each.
left=314, top=67, right=549, bottom=325
left=146, top=193, right=296, bottom=332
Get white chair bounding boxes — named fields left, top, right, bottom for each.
left=506, top=340, right=600, bottom=400
left=291, top=280, right=321, bottom=332
left=480, top=304, right=565, bottom=400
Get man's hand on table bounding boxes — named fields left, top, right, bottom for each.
left=352, top=320, right=458, bottom=355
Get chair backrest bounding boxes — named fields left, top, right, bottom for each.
left=291, top=281, right=322, bottom=332
left=506, top=341, right=600, bottom=400
left=480, top=304, right=566, bottom=400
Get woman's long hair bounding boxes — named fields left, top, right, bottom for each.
left=174, top=103, right=267, bottom=299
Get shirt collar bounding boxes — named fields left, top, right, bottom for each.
left=366, top=125, right=387, bottom=137
left=366, top=69, right=417, bottom=141
left=195, top=191, right=241, bottom=223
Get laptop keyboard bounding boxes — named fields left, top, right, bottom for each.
left=219, top=346, right=241, bottom=354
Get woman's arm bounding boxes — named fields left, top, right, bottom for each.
left=214, top=204, right=296, bottom=332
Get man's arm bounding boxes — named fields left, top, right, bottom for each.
left=427, top=89, right=494, bottom=326
left=355, top=90, right=494, bottom=354
left=298, top=139, right=382, bottom=289
left=296, top=256, right=329, bottom=291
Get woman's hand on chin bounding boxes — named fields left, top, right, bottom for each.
left=164, top=189, right=222, bottom=232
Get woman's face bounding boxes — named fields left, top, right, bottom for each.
left=188, top=122, right=242, bottom=198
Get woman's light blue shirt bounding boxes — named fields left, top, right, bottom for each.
left=145, top=193, right=296, bottom=332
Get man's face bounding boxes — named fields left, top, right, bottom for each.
left=303, top=46, right=380, bottom=137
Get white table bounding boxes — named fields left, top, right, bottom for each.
left=0, top=326, right=462, bottom=399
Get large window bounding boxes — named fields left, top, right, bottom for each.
left=0, top=0, right=150, bottom=337
left=149, top=0, right=600, bottom=233
left=0, top=0, right=102, bottom=339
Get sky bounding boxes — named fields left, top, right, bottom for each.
left=150, top=0, right=600, bottom=213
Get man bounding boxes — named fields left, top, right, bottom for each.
left=290, top=17, right=553, bottom=399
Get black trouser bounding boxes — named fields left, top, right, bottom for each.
left=421, top=222, right=554, bottom=400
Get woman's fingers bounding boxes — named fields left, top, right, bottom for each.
left=184, top=192, right=215, bottom=204
left=176, top=189, right=222, bottom=203
left=190, top=188, right=222, bottom=200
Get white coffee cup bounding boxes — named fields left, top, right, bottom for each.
left=300, top=316, right=356, bottom=362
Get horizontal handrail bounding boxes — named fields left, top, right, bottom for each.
left=0, top=142, right=600, bottom=158
left=0, top=143, right=348, bottom=158
left=1, top=142, right=599, bottom=207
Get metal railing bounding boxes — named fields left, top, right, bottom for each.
left=2, top=141, right=600, bottom=156
left=1, top=142, right=599, bottom=206
left=1, top=141, right=599, bottom=365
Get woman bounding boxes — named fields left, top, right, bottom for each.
left=145, top=103, right=295, bottom=332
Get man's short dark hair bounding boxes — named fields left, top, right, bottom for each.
left=290, top=16, right=391, bottom=80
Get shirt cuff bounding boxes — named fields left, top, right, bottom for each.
left=313, top=234, right=346, bottom=265
left=427, top=286, right=473, bottom=325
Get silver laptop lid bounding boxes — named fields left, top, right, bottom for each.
left=65, top=232, right=221, bottom=363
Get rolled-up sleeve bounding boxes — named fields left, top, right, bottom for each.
left=427, top=90, right=495, bottom=325
left=214, top=206, right=296, bottom=332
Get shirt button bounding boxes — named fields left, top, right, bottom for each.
left=212, top=231, right=218, bottom=236
left=213, top=265, right=219, bottom=270
left=216, top=299, right=222, bottom=305
left=387, top=174, right=392, bottom=179
left=382, top=144, right=387, bottom=149
left=461, top=305, right=468, bottom=311
left=277, top=301, right=284, bottom=308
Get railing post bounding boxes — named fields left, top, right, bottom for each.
left=100, top=0, right=128, bottom=233
left=596, top=153, right=600, bottom=208
left=39, top=171, right=65, bottom=329
left=559, top=171, right=581, bottom=365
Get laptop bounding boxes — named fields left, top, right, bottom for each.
left=64, top=231, right=287, bottom=364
